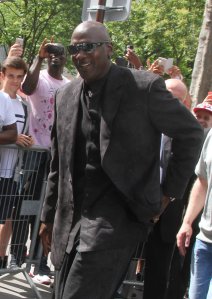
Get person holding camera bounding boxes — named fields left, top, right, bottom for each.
left=21, top=38, right=70, bottom=285
left=22, top=38, right=69, bottom=148
left=124, top=45, right=143, bottom=69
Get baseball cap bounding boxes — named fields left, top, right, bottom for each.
left=193, top=102, right=212, bottom=114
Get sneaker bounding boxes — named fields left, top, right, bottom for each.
left=28, top=264, right=35, bottom=278
left=39, top=256, right=51, bottom=276
left=32, top=274, right=51, bottom=285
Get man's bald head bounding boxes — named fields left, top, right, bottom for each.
left=165, top=79, right=188, bottom=103
left=70, top=21, right=113, bottom=84
left=71, top=21, right=111, bottom=43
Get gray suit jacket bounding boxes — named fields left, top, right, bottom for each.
left=41, top=64, right=203, bottom=269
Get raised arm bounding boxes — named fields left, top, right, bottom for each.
left=125, top=48, right=143, bottom=70
left=22, top=38, right=49, bottom=95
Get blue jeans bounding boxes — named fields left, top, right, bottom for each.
left=189, top=238, right=212, bottom=299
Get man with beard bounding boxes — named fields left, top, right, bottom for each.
left=40, top=21, right=203, bottom=299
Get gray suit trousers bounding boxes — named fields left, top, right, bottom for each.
left=53, top=240, right=138, bottom=299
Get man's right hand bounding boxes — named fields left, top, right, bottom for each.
left=167, top=65, right=183, bottom=80
left=125, top=49, right=142, bottom=70
left=8, top=43, right=23, bottom=57
left=147, top=59, right=165, bottom=76
left=39, top=223, right=53, bottom=256
left=16, top=134, right=34, bottom=147
left=176, top=222, right=193, bottom=256
left=38, top=37, right=54, bottom=59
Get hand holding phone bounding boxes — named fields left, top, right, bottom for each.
left=158, top=57, right=173, bottom=73
left=15, top=37, right=24, bottom=46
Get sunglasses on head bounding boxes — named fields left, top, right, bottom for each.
left=67, top=42, right=110, bottom=55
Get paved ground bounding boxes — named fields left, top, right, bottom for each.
left=0, top=272, right=144, bottom=299
left=0, top=270, right=53, bottom=299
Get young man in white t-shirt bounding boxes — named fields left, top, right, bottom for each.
left=0, top=56, right=33, bottom=269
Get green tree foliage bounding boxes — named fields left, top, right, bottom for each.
left=0, top=0, right=83, bottom=64
left=0, top=0, right=205, bottom=81
left=107, top=0, right=205, bottom=83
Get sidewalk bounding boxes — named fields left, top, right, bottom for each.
left=0, top=272, right=53, bottom=299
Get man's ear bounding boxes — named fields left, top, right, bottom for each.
left=107, top=43, right=113, bottom=59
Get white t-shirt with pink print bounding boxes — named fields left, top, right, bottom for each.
left=27, top=69, right=69, bottom=147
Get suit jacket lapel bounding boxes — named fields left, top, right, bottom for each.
left=100, top=64, right=125, bottom=160
left=64, top=79, right=83, bottom=176
left=63, top=65, right=125, bottom=171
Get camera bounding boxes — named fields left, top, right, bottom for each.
left=124, top=44, right=134, bottom=55
left=126, top=45, right=134, bottom=50
left=46, top=43, right=65, bottom=56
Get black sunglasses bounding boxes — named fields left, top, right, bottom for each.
left=67, top=42, right=110, bottom=55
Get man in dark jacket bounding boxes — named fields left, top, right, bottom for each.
left=40, top=21, right=203, bottom=299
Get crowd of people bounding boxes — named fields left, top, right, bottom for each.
left=0, top=20, right=211, bottom=299
left=0, top=38, right=70, bottom=285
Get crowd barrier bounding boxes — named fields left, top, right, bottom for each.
left=119, top=243, right=145, bottom=299
left=0, top=144, right=50, bottom=299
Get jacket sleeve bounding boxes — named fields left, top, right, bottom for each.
left=147, top=75, right=203, bottom=199
left=41, top=91, right=59, bottom=223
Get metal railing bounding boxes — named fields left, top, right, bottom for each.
left=0, top=144, right=50, bottom=299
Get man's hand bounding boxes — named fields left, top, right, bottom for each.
left=125, top=49, right=142, bottom=69
left=38, top=37, right=54, bottom=59
left=151, top=195, right=171, bottom=223
left=176, top=223, right=193, bottom=256
left=147, top=59, right=164, bottom=76
left=8, top=43, right=23, bottom=57
left=167, top=65, right=183, bottom=80
left=39, top=223, right=53, bottom=256
left=16, top=134, right=34, bottom=147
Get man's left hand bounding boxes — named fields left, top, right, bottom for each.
left=151, top=195, right=171, bottom=223
left=39, top=223, right=53, bottom=256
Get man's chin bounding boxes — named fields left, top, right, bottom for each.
left=51, top=63, right=60, bottom=67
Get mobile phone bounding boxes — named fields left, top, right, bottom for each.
left=158, top=57, right=167, bottom=67
left=164, top=58, right=173, bottom=72
left=15, top=37, right=24, bottom=46
left=158, top=57, right=173, bottom=72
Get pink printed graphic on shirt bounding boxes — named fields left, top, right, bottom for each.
left=27, top=70, right=69, bottom=147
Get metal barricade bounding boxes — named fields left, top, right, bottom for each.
left=0, top=144, right=51, bottom=299
left=118, top=242, right=145, bottom=299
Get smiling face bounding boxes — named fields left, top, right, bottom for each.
left=194, top=110, right=212, bottom=128
left=1, top=67, right=25, bottom=98
left=70, top=21, right=113, bottom=84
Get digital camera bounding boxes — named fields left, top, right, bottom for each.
left=46, top=43, right=65, bottom=56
